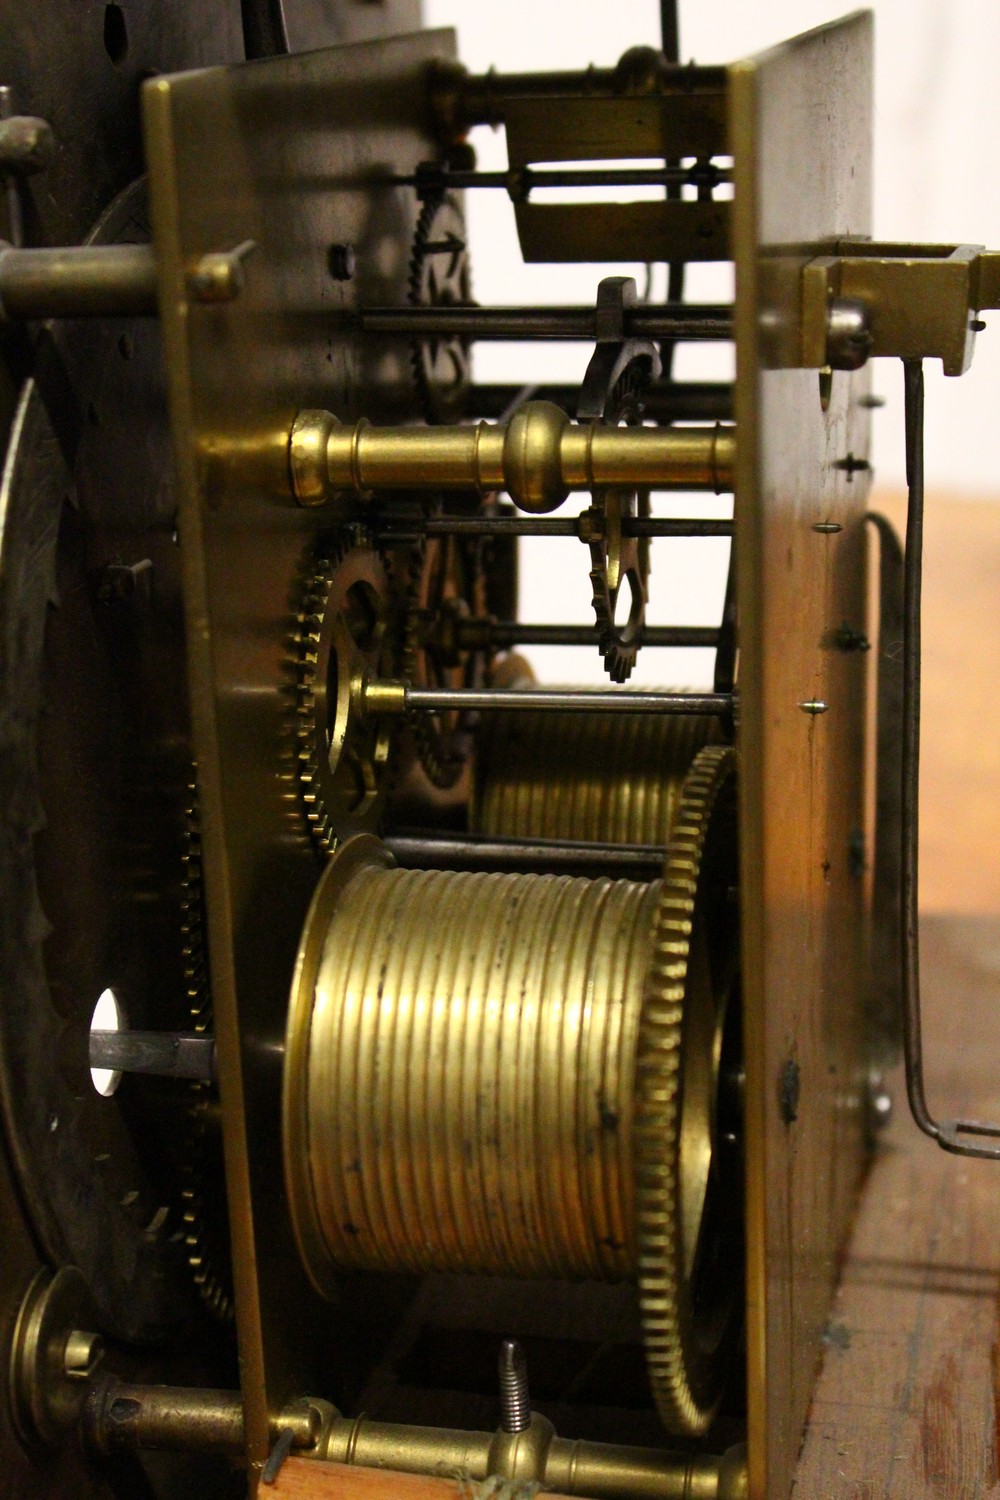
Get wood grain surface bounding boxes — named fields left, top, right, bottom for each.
left=871, top=491, right=1000, bottom=914
left=793, top=913, right=1000, bottom=1497
left=268, top=1458, right=574, bottom=1500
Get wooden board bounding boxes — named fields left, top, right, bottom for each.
left=794, top=913, right=1000, bottom=1497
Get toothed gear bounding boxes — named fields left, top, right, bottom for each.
left=583, top=358, right=654, bottom=683
left=408, top=190, right=473, bottom=424
left=635, top=745, right=743, bottom=1436
left=399, top=517, right=491, bottom=790
left=295, top=540, right=394, bottom=853
left=179, top=776, right=234, bottom=1324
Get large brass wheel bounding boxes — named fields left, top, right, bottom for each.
left=635, top=745, right=742, bottom=1435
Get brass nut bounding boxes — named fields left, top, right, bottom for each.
left=62, top=1329, right=103, bottom=1380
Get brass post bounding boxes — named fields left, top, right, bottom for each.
left=318, top=1411, right=748, bottom=1500
left=290, top=402, right=735, bottom=511
left=0, top=243, right=159, bottom=320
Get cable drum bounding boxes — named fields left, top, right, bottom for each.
left=284, top=746, right=741, bottom=1438
left=472, top=703, right=720, bottom=846
left=287, top=838, right=657, bottom=1284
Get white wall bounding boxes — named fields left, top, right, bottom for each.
left=423, top=2, right=1000, bottom=683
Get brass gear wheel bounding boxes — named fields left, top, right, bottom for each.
left=179, top=776, right=234, bottom=1323
left=583, top=357, right=654, bottom=683
left=296, top=539, right=394, bottom=853
left=634, top=744, right=742, bottom=1436
left=399, top=521, right=491, bottom=790
left=408, top=190, right=473, bottom=424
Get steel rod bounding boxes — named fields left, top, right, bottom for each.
left=661, top=0, right=680, bottom=61
left=0, top=243, right=158, bottom=320
left=470, top=380, right=734, bottom=423
left=369, top=684, right=732, bottom=716
left=393, top=164, right=730, bottom=193
left=386, top=833, right=667, bottom=876
left=89, top=1030, right=216, bottom=1082
left=376, top=516, right=733, bottom=539
left=356, top=303, right=732, bottom=342
left=83, top=1380, right=316, bottom=1457
left=456, top=621, right=720, bottom=649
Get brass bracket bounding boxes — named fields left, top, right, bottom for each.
left=801, top=241, right=1000, bottom=375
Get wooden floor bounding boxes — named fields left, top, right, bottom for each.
left=793, top=913, right=1000, bottom=1498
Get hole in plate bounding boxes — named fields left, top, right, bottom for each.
left=90, top=987, right=124, bottom=1097
left=344, top=579, right=383, bottom=653
left=103, top=4, right=128, bottom=65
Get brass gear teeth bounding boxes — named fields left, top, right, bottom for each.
left=587, top=360, right=653, bottom=684
left=399, top=526, right=490, bottom=791
left=295, top=538, right=394, bottom=850
left=295, top=539, right=349, bottom=854
left=634, top=743, right=739, bottom=1436
left=179, top=776, right=234, bottom=1324
left=408, top=190, right=473, bottom=425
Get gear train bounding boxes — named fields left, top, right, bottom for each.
left=2, top=6, right=999, bottom=1500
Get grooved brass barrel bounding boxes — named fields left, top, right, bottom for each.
left=285, top=836, right=658, bottom=1290
left=472, top=707, right=719, bottom=846
left=290, top=402, right=735, bottom=511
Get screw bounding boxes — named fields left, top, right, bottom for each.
left=833, top=624, right=870, bottom=653
left=63, top=1329, right=103, bottom=1379
left=187, top=239, right=256, bottom=304
left=799, top=700, right=829, bottom=715
left=971, top=318, right=987, bottom=333
left=96, top=557, right=153, bottom=604
left=498, top=1339, right=531, bottom=1434
left=834, top=452, right=871, bottom=480
left=328, top=243, right=356, bottom=281
left=858, top=393, right=886, bottom=409
left=813, top=521, right=842, bottom=534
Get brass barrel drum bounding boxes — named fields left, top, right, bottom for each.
left=284, top=747, right=742, bottom=1437
left=473, top=704, right=721, bottom=846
